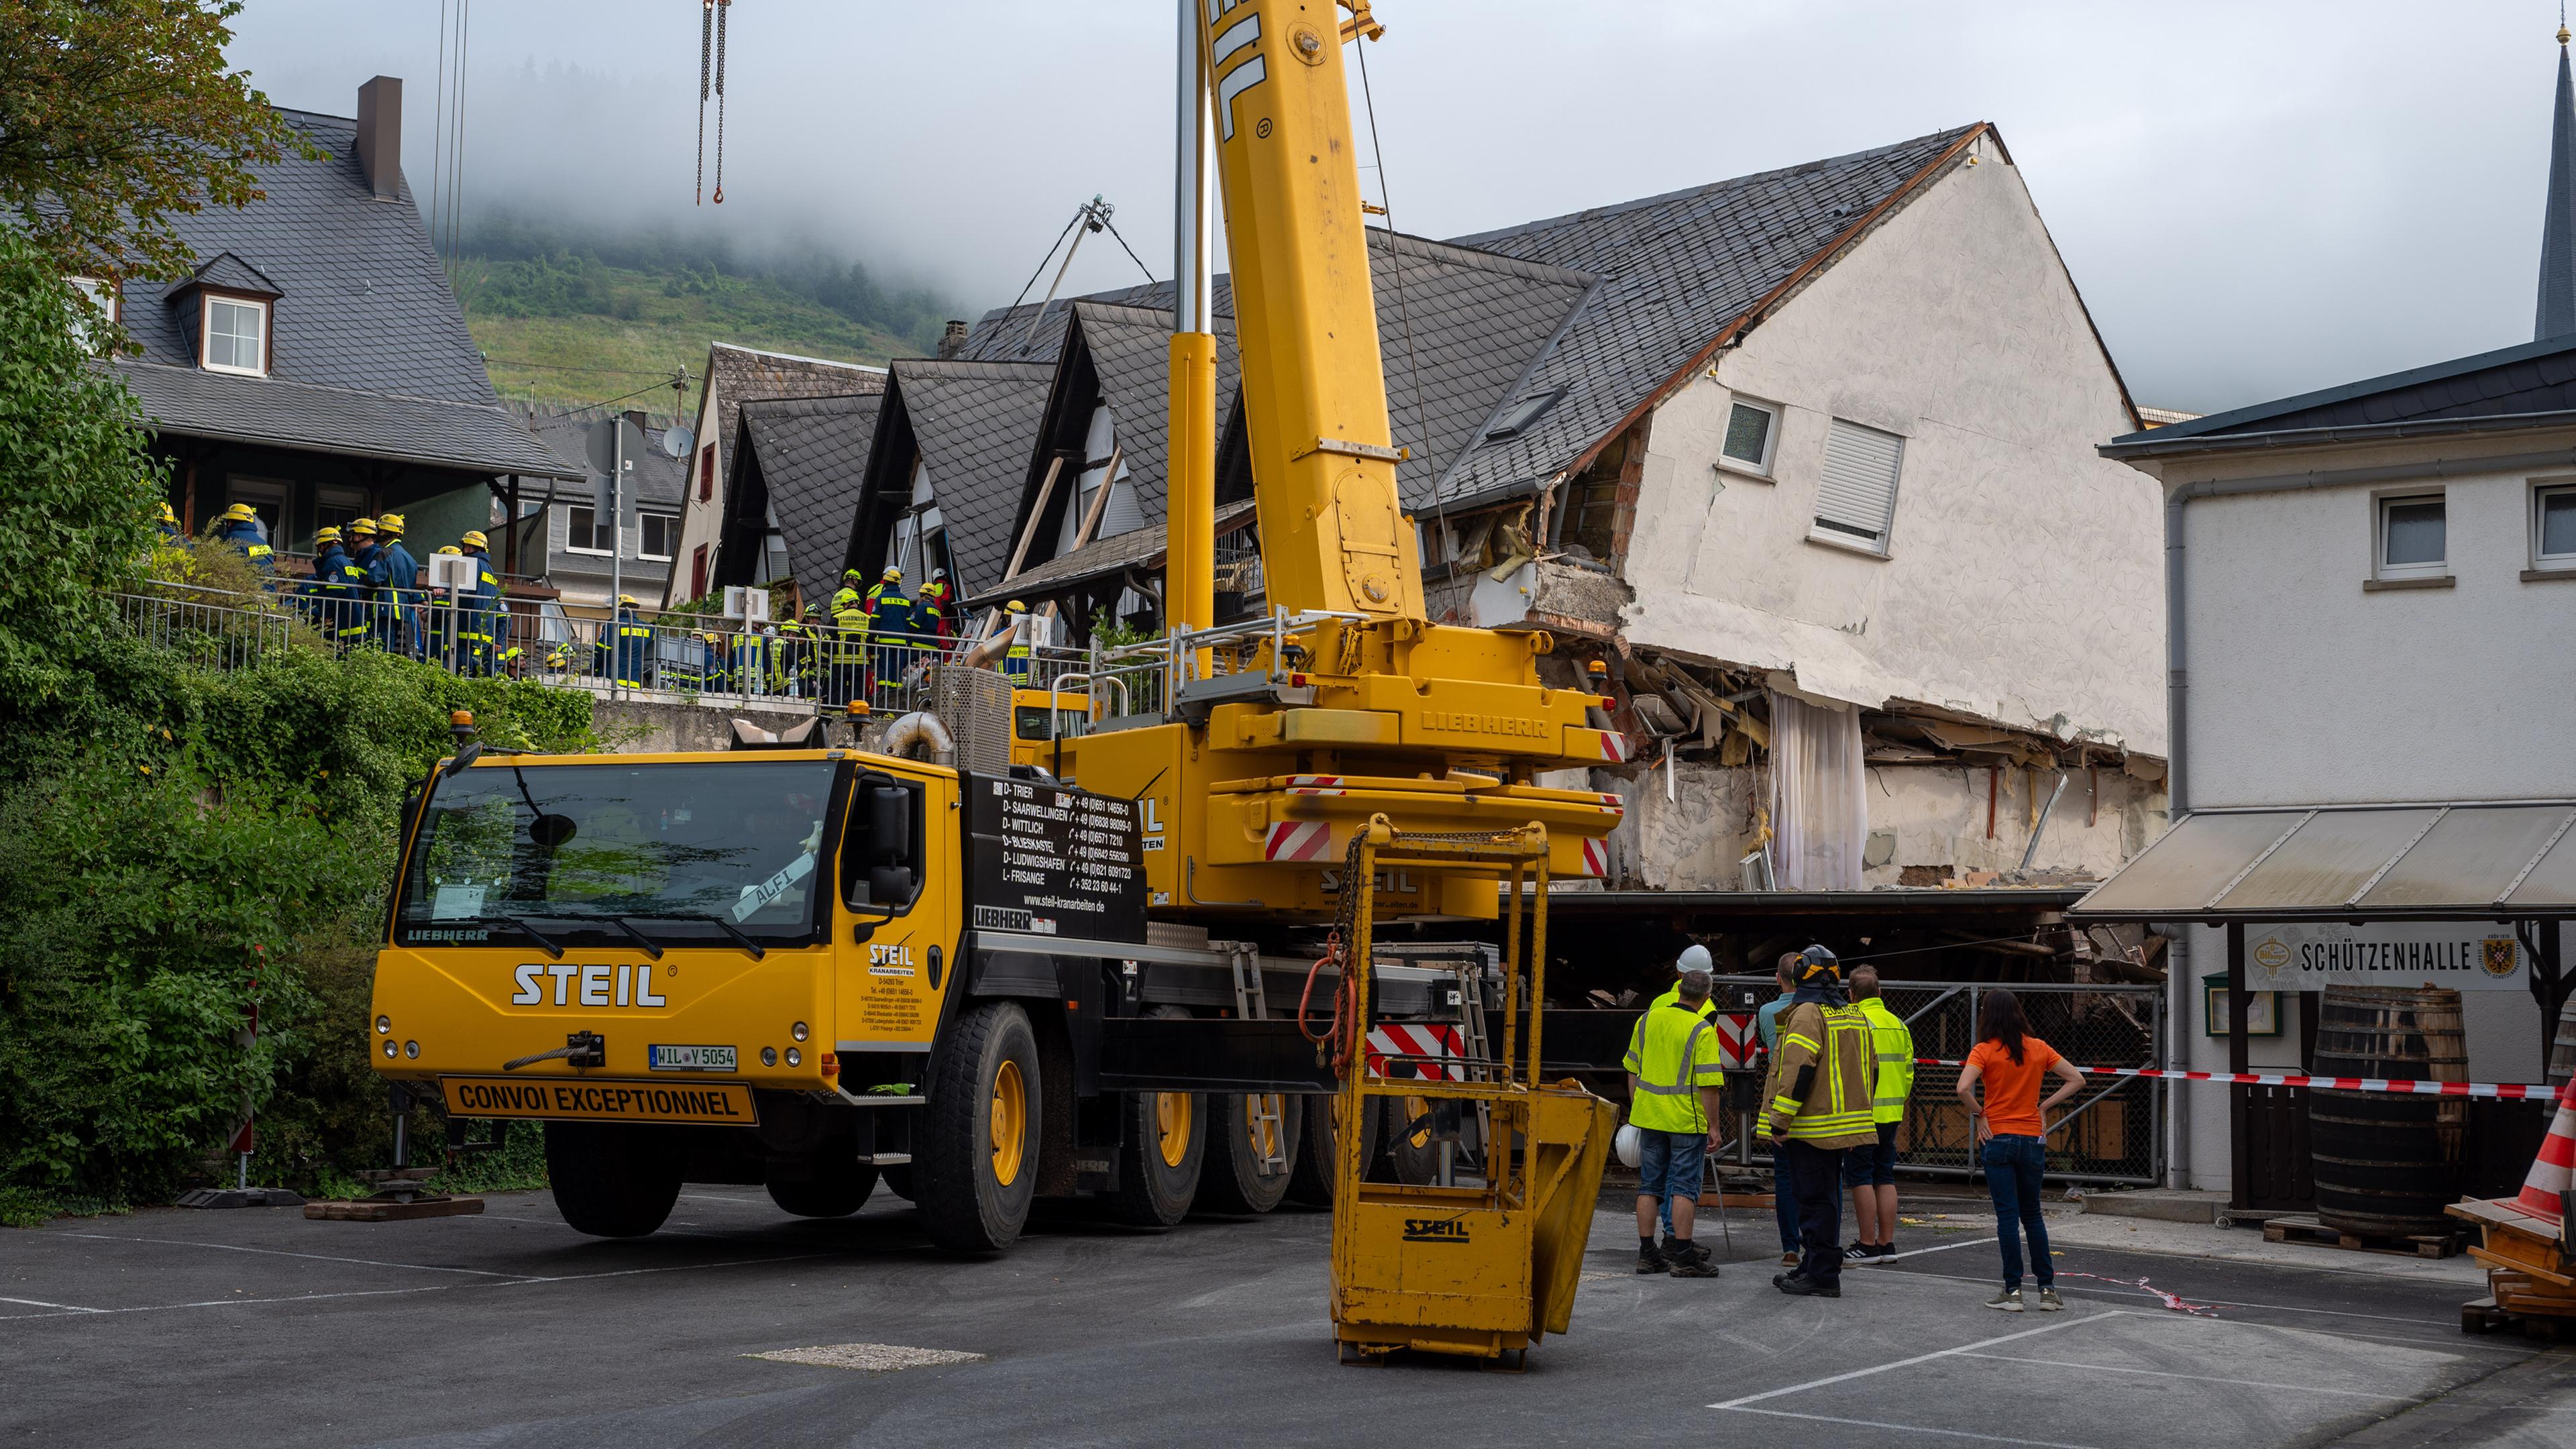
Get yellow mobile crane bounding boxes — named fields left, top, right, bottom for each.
left=371, top=0, right=1616, bottom=1363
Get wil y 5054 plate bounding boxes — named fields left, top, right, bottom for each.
left=649, top=1044, right=737, bottom=1072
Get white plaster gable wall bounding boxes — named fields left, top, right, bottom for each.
left=2180, top=462, right=2576, bottom=808
left=663, top=376, right=724, bottom=606
left=1618, top=142, right=2165, bottom=754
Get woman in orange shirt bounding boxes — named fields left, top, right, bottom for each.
left=1955, top=987, right=2085, bottom=1312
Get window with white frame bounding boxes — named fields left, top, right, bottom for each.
left=1721, top=398, right=1779, bottom=475
left=563, top=504, right=612, bottom=555
left=1810, top=418, right=1904, bottom=553
left=2375, top=493, right=2447, bottom=580
left=203, top=295, right=268, bottom=375
left=639, top=512, right=678, bottom=561
left=68, top=276, right=117, bottom=349
left=2534, top=484, right=2576, bottom=572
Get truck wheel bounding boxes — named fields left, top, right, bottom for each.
left=544, top=1121, right=683, bottom=1238
left=1195, top=1091, right=1305, bottom=1214
left=1282, top=1094, right=1340, bottom=1208
left=766, top=1156, right=879, bottom=1218
left=1104, top=1089, right=1205, bottom=1228
left=914, top=1001, right=1040, bottom=1252
left=1383, top=1093, right=1442, bottom=1185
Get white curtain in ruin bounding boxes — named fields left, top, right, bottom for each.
left=1769, top=690, right=1866, bottom=890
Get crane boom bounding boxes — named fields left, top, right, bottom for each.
left=1199, top=0, right=1423, bottom=622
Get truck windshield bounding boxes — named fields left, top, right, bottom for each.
left=395, top=760, right=840, bottom=951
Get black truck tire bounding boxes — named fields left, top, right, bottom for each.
left=1282, top=1093, right=1340, bottom=1208
left=914, top=1001, right=1041, bottom=1252
left=766, top=1156, right=879, bottom=1218
left=1195, top=1090, right=1305, bottom=1214
left=545, top=1120, right=684, bottom=1238
left=1104, top=1087, right=1206, bottom=1228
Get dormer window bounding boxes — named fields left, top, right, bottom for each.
left=203, top=295, right=269, bottom=375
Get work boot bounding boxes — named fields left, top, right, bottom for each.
left=1668, top=1243, right=1719, bottom=1279
left=1635, top=1241, right=1669, bottom=1274
left=1986, top=1287, right=2025, bottom=1312
left=1776, top=1273, right=1839, bottom=1298
left=2035, top=1287, right=2063, bottom=1311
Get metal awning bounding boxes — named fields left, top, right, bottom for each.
left=2068, top=802, right=2576, bottom=923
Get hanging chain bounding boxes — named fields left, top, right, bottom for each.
left=696, top=0, right=712, bottom=205
left=710, top=0, right=729, bottom=203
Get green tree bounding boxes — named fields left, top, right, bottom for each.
left=0, top=0, right=302, bottom=284
left=0, top=229, right=162, bottom=739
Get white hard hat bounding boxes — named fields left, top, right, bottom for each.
left=1613, top=1122, right=1642, bottom=1169
left=1676, top=943, right=1713, bottom=975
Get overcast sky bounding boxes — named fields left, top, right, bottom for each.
left=227, top=1, right=2573, bottom=415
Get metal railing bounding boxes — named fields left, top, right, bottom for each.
left=116, top=583, right=1393, bottom=735
left=1710, top=975, right=2165, bottom=1187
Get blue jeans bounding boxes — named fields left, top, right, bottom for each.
left=1982, top=1134, right=2052, bottom=1289
left=1637, top=1128, right=1707, bottom=1216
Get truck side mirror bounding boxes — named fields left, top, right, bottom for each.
left=866, top=786, right=910, bottom=867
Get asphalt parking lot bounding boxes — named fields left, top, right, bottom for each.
left=6, top=1187, right=2573, bottom=1448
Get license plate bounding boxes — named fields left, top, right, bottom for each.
left=441, top=1076, right=757, bottom=1125
left=649, top=1044, right=737, bottom=1073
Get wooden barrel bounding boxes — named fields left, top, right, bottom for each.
left=2550, top=996, right=2576, bottom=1087
left=2309, top=985, right=2467, bottom=1240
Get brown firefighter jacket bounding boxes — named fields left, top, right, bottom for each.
left=1760, top=998, right=1879, bottom=1148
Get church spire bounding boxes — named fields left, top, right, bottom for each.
left=2540, top=9, right=2576, bottom=338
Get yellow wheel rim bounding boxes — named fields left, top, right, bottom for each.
left=1249, top=1094, right=1281, bottom=1164
left=1156, top=1092, right=1193, bottom=1168
left=989, top=1059, right=1026, bottom=1187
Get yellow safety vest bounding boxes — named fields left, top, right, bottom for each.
left=1859, top=997, right=1915, bottom=1126
left=1622, top=1002, right=1725, bottom=1134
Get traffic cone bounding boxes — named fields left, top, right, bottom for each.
left=2507, top=1079, right=2576, bottom=1222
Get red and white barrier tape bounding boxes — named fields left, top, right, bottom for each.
left=1910, top=1058, right=2567, bottom=1102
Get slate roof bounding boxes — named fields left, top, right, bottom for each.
left=513, top=406, right=688, bottom=508
left=702, top=342, right=886, bottom=461
left=969, top=498, right=1256, bottom=605
left=179, top=251, right=283, bottom=297
left=1440, top=125, right=1982, bottom=504
left=121, top=360, right=573, bottom=478
left=2100, top=334, right=2576, bottom=458
left=108, top=107, right=576, bottom=479
left=961, top=231, right=1593, bottom=541
left=731, top=393, right=885, bottom=608
left=855, top=360, right=1057, bottom=596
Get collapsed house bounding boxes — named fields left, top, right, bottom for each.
left=705, top=122, right=2172, bottom=890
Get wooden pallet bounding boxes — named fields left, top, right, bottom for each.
left=2463, top=1294, right=2576, bottom=1340
left=304, top=1193, right=483, bottom=1222
left=2261, top=1213, right=2464, bottom=1259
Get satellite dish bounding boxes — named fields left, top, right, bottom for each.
left=662, top=426, right=694, bottom=459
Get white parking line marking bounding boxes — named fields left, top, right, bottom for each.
left=1953, top=1351, right=2410, bottom=1399
left=1719, top=1406, right=2102, bottom=1448
left=0, top=1284, right=458, bottom=1322
left=0, top=1296, right=104, bottom=1313
left=59, top=1234, right=524, bottom=1278
left=1876, top=1239, right=1990, bottom=1263
left=1711, top=1313, right=2113, bottom=1409
left=1889, top=1265, right=2482, bottom=1329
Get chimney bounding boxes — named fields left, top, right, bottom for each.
left=937, top=320, right=969, bottom=360
left=356, top=76, right=402, bottom=203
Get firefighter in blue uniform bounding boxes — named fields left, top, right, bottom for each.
left=156, top=502, right=182, bottom=543
left=375, top=513, right=421, bottom=657
left=346, top=519, right=386, bottom=648
left=593, top=595, right=651, bottom=690
left=299, top=526, right=354, bottom=639
left=213, top=502, right=274, bottom=578
left=458, top=530, right=501, bottom=676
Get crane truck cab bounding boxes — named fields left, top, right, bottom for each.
left=369, top=715, right=1328, bottom=1250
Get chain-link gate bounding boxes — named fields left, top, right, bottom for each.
left=1720, top=977, right=2165, bottom=1186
